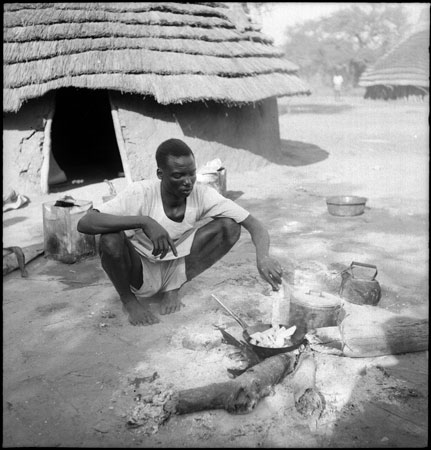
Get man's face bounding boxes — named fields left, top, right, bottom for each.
left=158, top=154, right=197, bottom=198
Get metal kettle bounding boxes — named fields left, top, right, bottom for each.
left=339, top=261, right=381, bottom=306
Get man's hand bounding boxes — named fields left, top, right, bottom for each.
left=240, top=215, right=284, bottom=290
left=141, top=217, right=178, bottom=259
left=257, top=256, right=283, bottom=291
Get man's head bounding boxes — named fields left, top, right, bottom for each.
left=156, top=139, right=195, bottom=169
left=156, top=139, right=197, bottom=198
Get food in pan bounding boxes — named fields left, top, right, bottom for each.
left=249, top=325, right=297, bottom=348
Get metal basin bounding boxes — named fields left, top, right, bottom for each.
left=326, top=196, right=367, bottom=216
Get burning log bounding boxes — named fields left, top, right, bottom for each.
left=164, top=349, right=324, bottom=419
left=165, top=352, right=297, bottom=415
left=291, top=353, right=324, bottom=419
left=124, top=350, right=324, bottom=432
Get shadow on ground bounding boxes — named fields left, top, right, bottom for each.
left=3, top=216, right=28, bottom=228
left=326, top=314, right=428, bottom=448
left=225, top=190, right=244, bottom=201
left=279, top=103, right=354, bottom=116
left=279, top=139, right=329, bottom=166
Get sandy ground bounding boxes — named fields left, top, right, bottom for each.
left=3, top=94, right=429, bottom=447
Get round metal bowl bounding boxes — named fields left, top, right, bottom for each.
left=326, top=196, right=367, bottom=216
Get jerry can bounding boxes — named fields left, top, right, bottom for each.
left=339, top=261, right=381, bottom=306
left=43, top=198, right=96, bottom=264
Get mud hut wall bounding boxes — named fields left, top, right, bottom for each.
left=3, top=94, right=54, bottom=196
left=173, top=96, right=282, bottom=170
left=109, top=92, right=182, bottom=181
left=109, top=93, right=281, bottom=181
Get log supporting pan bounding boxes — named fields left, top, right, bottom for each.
left=211, top=294, right=306, bottom=359
left=326, top=195, right=367, bottom=216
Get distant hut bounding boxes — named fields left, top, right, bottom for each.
left=3, top=2, right=310, bottom=196
left=359, top=9, right=429, bottom=100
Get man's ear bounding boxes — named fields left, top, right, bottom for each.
left=156, top=168, right=163, bottom=180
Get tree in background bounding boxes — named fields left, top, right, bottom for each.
left=281, top=4, right=409, bottom=88
left=240, top=2, right=278, bottom=28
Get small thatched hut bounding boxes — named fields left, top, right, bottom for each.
left=3, top=2, right=310, bottom=196
left=359, top=10, right=429, bottom=100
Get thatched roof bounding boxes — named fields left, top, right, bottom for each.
left=3, top=2, right=311, bottom=113
left=359, top=27, right=429, bottom=90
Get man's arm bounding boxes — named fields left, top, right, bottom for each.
left=240, top=214, right=283, bottom=290
left=77, top=209, right=177, bottom=258
left=77, top=209, right=144, bottom=235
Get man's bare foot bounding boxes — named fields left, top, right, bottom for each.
left=122, top=296, right=159, bottom=326
left=160, top=289, right=184, bottom=315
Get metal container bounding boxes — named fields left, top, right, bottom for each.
left=326, top=196, right=367, bottom=216
left=339, top=261, right=381, bottom=306
left=197, top=168, right=227, bottom=196
left=42, top=199, right=96, bottom=264
left=288, top=288, right=342, bottom=332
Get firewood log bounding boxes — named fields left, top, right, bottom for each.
left=290, top=353, right=324, bottom=419
left=165, top=352, right=298, bottom=416
left=313, top=302, right=428, bottom=357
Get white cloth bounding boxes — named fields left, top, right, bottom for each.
left=98, top=179, right=249, bottom=262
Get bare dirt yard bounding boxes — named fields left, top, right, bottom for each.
left=3, top=94, right=429, bottom=447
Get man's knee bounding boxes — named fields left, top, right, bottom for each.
left=217, top=218, right=241, bottom=246
left=99, top=232, right=125, bottom=258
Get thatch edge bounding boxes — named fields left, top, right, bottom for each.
left=4, top=72, right=311, bottom=113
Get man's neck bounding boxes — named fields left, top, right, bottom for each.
left=160, top=184, right=186, bottom=208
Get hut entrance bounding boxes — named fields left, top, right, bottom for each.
left=49, top=87, right=124, bottom=192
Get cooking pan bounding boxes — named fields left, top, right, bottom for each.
left=211, top=294, right=306, bottom=359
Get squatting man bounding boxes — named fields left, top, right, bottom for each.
left=78, top=139, right=283, bottom=326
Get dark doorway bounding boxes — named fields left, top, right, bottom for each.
left=50, top=88, right=124, bottom=192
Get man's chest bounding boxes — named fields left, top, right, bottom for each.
left=163, top=204, right=186, bottom=222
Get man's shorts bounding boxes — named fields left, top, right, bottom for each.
left=130, top=255, right=187, bottom=298
left=128, top=227, right=201, bottom=297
